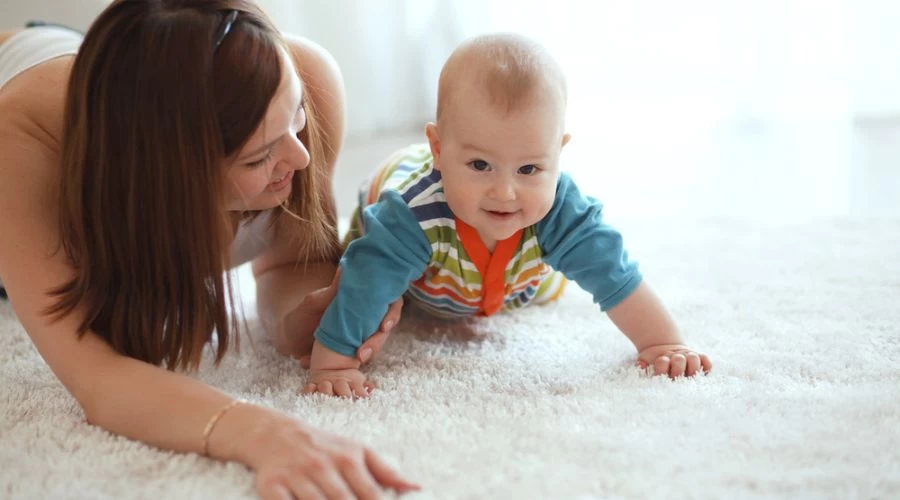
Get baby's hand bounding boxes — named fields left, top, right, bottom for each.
left=303, top=341, right=374, bottom=398
left=304, top=367, right=373, bottom=398
left=637, top=344, right=712, bottom=378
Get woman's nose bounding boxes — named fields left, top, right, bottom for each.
left=284, top=133, right=310, bottom=171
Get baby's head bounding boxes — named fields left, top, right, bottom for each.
left=426, top=33, right=570, bottom=249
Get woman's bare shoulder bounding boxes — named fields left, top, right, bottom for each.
left=0, top=58, right=73, bottom=220
left=0, top=56, right=73, bottom=159
left=282, top=35, right=342, bottom=82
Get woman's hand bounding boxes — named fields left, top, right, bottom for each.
left=277, top=269, right=404, bottom=367
left=235, top=411, right=420, bottom=499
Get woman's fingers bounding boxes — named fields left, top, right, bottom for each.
left=311, top=467, right=356, bottom=500
left=382, top=296, right=404, bottom=332
left=259, top=479, right=321, bottom=500
left=286, top=480, right=324, bottom=500
left=340, top=457, right=385, bottom=500
left=317, top=267, right=342, bottom=305
left=365, top=448, right=421, bottom=492
left=357, top=297, right=404, bottom=364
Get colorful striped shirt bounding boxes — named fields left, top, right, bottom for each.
left=315, top=144, right=642, bottom=357
left=345, top=144, right=567, bottom=318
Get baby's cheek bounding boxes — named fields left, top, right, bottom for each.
left=534, top=195, right=556, bottom=220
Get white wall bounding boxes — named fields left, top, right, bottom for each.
left=7, top=0, right=899, bottom=133
left=3, top=0, right=898, bottom=217
left=256, top=0, right=455, bottom=140
left=0, top=0, right=108, bottom=32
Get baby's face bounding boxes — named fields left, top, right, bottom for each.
left=429, top=92, right=568, bottom=250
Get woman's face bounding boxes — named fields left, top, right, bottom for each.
left=223, top=48, right=309, bottom=211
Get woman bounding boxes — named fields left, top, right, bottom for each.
left=0, top=1, right=411, bottom=498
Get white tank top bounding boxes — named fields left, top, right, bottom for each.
left=0, top=26, right=82, bottom=89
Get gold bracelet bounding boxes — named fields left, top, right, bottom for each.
left=202, top=398, right=246, bottom=457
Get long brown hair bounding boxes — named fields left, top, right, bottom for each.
left=47, top=0, right=335, bottom=371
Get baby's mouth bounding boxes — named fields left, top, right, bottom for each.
left=485, top=209, right=518, bottom=219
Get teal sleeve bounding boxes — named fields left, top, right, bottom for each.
left=313, top=190, right=431, bottom=357
left=536, top=173, right=642, bottom=311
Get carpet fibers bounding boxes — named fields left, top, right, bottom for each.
left=1, top=217, right=898, bottom=499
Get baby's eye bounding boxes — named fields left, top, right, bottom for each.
left=468, top=160, right=490, bottom=172
left=518, top=164, right=539, bottom=175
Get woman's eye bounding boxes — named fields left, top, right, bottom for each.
left=245, top=151, right=272, bottom=168
left=518, top=164, right=539, bottom=175
left=469, top=160, right=490, bottom=172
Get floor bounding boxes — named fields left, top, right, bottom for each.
left=6, top=213, right=898, bottom=500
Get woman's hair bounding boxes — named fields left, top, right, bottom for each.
left=46, top=0, right=336, bottom=371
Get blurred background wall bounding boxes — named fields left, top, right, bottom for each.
left=3, top=0, right=898, bottom=219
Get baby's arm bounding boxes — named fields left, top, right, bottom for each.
left=605, top=282, right=712, bottom=377
left=304, top=190, right=431, bottom=397
left=537, top=173, right=711, bottom=378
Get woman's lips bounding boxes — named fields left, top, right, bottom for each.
left=267, top=170, right=294, bottom=192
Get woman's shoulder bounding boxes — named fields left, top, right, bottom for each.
left=282, top=34, right=342, bottom=86
left=0, top=57, right=71, bottom=220
left=0, top=56, right=72, bottom=166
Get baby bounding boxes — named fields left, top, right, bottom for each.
left=304, top=34, right=712, bottom=397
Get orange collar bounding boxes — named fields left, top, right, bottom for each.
left=455, top=218, right=523, bottom=316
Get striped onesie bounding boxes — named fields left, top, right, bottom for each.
left=315, top=144, right=642, bottom=357
left=345, top=144, right=567, bottom=318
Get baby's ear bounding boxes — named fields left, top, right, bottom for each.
left=561, top=133, right=572, bottom=148
left=425, top=122, right=442, bottom=168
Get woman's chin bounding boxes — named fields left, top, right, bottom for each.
left=227, top=191, right=291, bottom=212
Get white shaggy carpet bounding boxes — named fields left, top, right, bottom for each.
left=1, top=217, right=899, bottom=499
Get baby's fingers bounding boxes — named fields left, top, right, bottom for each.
left=316, top=381, right=335, bottom=396
left=652, top=356, right=671, bottom=376
left=350, top=380, right=372, bottom=399
left=669, top=353, right=687, bottom=378
left=700, top=353, right=713, bottom=373
left=684, top=353, right=702, bottom=377
left=334, top=380, right=355, bottom=398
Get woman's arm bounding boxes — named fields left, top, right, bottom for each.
left=251, top=35, right=345, bottom=354
left=252, top=36, right=403, bottom=363
left=0, top=80, right=416, bottom=498
left=0, top=105, right=255, bottom=458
